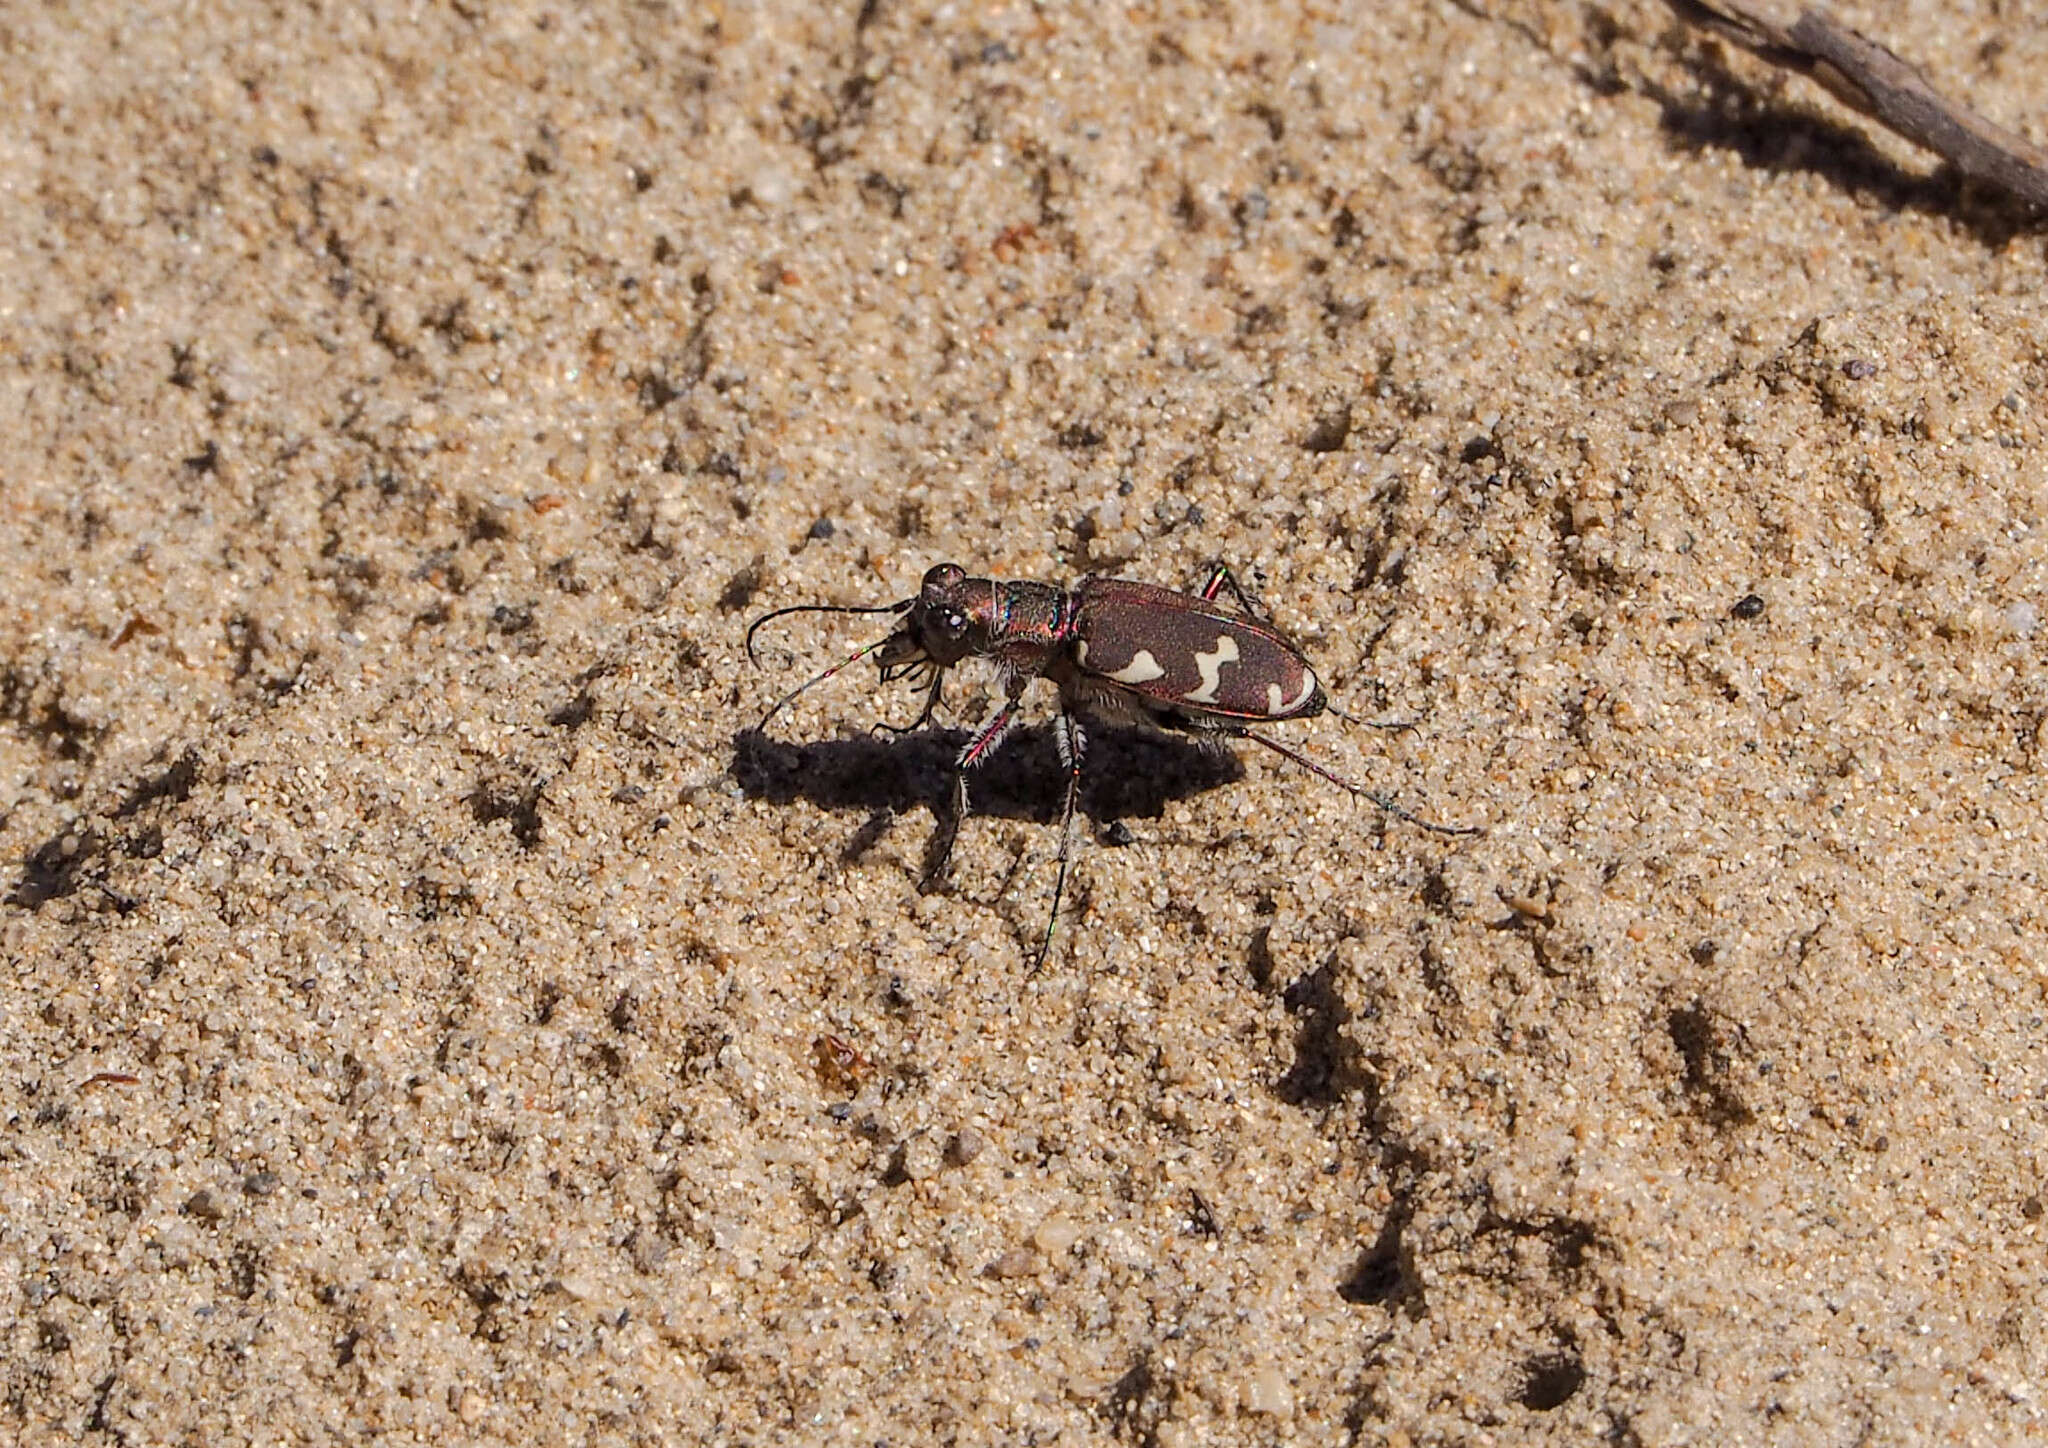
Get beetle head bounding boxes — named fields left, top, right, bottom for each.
left=746, top=563, right=994, bottom=737
left=877, top=563, right=996, bottom=674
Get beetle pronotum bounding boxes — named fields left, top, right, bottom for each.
left=746, top=562, right=1475, bottom=967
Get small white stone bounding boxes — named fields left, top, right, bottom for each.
left=1033, top=1215, right=1084, bottom=1256
left=1247, top=1365, right=1295, bottom=1416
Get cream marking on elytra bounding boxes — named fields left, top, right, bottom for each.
left=1186, top=634, right=1240, bottom=703
left=1106, top=649, right=1167, bottom=686
left=1267, top=670, right=1318, bottom=716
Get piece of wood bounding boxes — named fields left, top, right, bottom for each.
left=1679, top=0, right=2048, bottom=209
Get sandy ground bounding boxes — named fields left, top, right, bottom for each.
left=3, top=1, right=2045, bottom=1443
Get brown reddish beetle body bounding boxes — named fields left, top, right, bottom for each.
left=747, top=562, right=1470, bottom=967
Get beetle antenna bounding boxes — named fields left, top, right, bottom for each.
left=745, top=599, right=913, bottom=665
left=1242, top=730, right=1481, bottom=837
left=755, top=637, right=894, bottom=734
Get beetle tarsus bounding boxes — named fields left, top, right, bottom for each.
left=1243, top=730, right=1480, bottom=837
left=1325, top=701, right=1418, bottom=734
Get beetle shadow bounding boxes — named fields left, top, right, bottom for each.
left=731, top=723, right=1244, bottom=847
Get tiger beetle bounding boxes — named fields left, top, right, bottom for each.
left=745, top=561, right=1476, bottom=968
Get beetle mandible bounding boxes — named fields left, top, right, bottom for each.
left=745, top=561, right=1474, bottom=968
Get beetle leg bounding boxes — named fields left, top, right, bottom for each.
left=1242, top=729, right=1480, bottom=837
left=1197, top=562, right=1266, bottom=618
left=922, top=693, right=1021, bottom=891
left=1032, top=711, right=1088, bottom=973
left=872, top=666, right=944, bottom=736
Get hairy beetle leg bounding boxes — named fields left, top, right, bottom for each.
left=1031, top=712, right=1088, bottom=973
left=922, top=694, right=1021, bottom=892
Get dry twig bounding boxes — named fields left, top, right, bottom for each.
left=1677, top=0, right=2048, bottom=209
